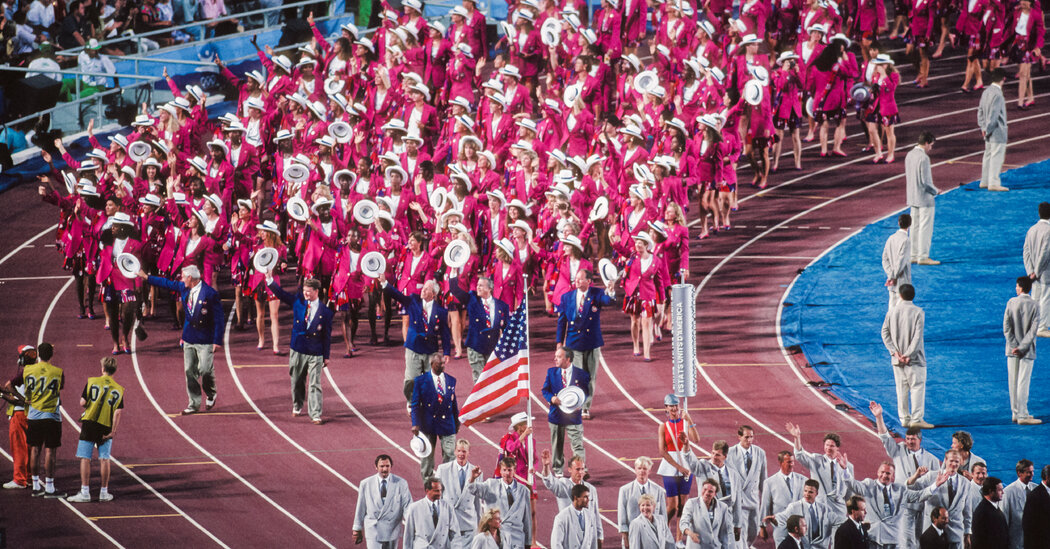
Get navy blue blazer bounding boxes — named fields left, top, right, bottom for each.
left=556, top=287, right=616, bottom=352
left=449, top=277, right=510, bottom=356
left=268, top=281, right=334, bottom=360
left=410, top=371, right=459, bottom=436
left=147, top=276, right=224, bottom=345
left=540, top=366, right=590, bottom=426
left=383, top=284, right=452, bottom=356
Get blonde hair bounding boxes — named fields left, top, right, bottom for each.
left=638, top=493, right=656, bottom=507
left=478, top=507, right=501, bottom=533
left=634, top=456, right=653, bottom=469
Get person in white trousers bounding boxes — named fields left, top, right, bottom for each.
left=1022, top=202, right=1050, bottom=337
left=883, top=214, right=912, bottom=309
left=905, top=132, right=940, bottom=265
left=1003, top=276, right=1042, bottom=425
left=977, top=69, right=1009, bottom=191
left=881, top=284, right=933, bottom=429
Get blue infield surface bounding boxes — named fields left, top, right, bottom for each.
left=780, top=159, right=1050, bottom=480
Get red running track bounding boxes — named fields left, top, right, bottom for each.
left=2, top=49, right=1049, bottom=548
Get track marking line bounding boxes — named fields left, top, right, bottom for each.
left=0, top=224, right=57, bottom=269
left=88, top=514, right=184, bottom=521
left=123, top=461, right=218, bottom=468
left=0, top=275, right=74, bottom=281
left=699, top=363, right=786, bottom=367
left=232, top=363, right=288, bottom=368
left=221, top=315, right=361, bottom=493
left=165, top=411, right=259, bottom=417
left=38, top=277, right=230, bottom=548
left=129, top=327, right=334, bottom=547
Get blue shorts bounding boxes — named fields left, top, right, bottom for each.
left=76, top=439, right=113, bottom=460
left=662, top=474, right=693, bottom=497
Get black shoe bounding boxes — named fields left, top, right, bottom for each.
left=31, top=489, right=47, bottom=497
left=44, top=491, right=67, bottom=499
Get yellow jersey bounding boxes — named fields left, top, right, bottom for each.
left=22, top=360, right=64, bottom=416
left=81, top=375, right=125, bottom=429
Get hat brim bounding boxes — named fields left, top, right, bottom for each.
left=116, top=253, right=141, bottom=279
left=556, top=386, right=586, bottom=414
left=353, top=200, right=379, bottom=225
left=443, top=240, right=472, bottom=269
left=253, top=248, right=279, bottom=272
left=360, top=251, right=387, bottom=278
left=287, top=198, right=310, bottom=222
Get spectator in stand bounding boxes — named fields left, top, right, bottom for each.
left=27, top=0, right=56, bottom=35
left=58, top=0, right=93, bottom=49
left=67, top=39, right=117, bottom=100
left=26, top=42, right=63, bottom=81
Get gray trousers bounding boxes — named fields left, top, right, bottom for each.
left=419, top=432, right=456, bottom=482
left=980, top=140, right=1006, bottom=188
left=183, top=343, right=216, bottom=410
left=289, top=350, right=324, bottom=420
left=548, top=422, right=585, bottom=471
left=404, top=349, right=438, bottom=400
left=570, top=347, right=600, bottom=411
left=1033, top=279, right=1050, bottom=329
left=467, top=348, right=486, bottom=382
left=909, top=206, right=935, bottom=261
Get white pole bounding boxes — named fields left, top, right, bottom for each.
left=523, top=273, right=534, bottom=488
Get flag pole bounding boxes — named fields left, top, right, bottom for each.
left=523, top=272, right=533, bottom=489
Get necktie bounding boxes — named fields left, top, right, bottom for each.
left=719, top=469, right=728, bottom=497
left=1026, top=485, right=1032, bottom=497
left=562, top=369, right=569, bottom=387
left=745, top=451, right=753, bottom=472
left=380, top=479, right=387, bottom=499
left=786, top=476, right=795, bottom=500
left=809, top=505, right=820, bottom=539
left=459, top=467, right=466, bottom=489
left=948, top=477, right=956, bottom=506
left=578, top=293, right=584, bottom=314
left=640, top=485, right=646, bottom=495
left=830, top=460, right=837, bottom=489
left=483, top=299, right=492, bottom=327
left=506, top=484, right=515, bottom=507
left=305, top=302, right=311, bottom=324
left=912, top=452, right=920, bottom=471
left=883, top=485, right=893, bottom=516
left=436, top=374, right=444, bottom=394
left=578, top=511, right=585, bottom=531
left=432, top=502, right=439, bottom=526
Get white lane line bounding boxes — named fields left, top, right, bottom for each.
left=526, top=391, right=634, bottom=474
left=0, top=224, right=57, bottom=269
left=322, top=367, right=422, bottom=464
left=221, top=315, right=360, bottom=491
left=693, top=255, right=817, bottom=260
left=771, top=133, right=1050, bottom=440
left=129, top=330, right=335, bottom=547
left=0, top=275, right=76, bottom=282
left=37, top=277, right=228, bottom=548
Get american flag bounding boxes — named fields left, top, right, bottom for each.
left=459, top=300, right=530, bottom=426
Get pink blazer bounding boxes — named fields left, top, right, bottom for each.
left=491, top=259, right=524, bottom=309
left=622, top=253, right=669, bottom=301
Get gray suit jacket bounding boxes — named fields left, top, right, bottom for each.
left=467, top=479, right=532, bottom=549
left=628, top=514, right=677, bottom=549
left=354, top=473, right=413, bottom=543
left=1023, top=220, right=1050, bottom=279
left=760, top=471, right=809, bottom=521
left=551, top=505, right=599, bottom=549
left=617, top=479, right=667, bottom=533
left=880, top=433, right=941, bottom=512
left=843, top=476, right=926, bottom=544
left=726, top=443, right=767, bottom=510
left=882, top=300, right=926, bottom=367
left=436, top=460, right=482, bottom=533
left=883, top=229, right=912, bottom=290
left=403, top=497, right=456, bottom=549
left=1004, top=294, right=1039, bottom=358
left=680, top=497, right=733, bottom=549
left=1002, top=479, right=1038, bottom=549
left=795, top=449, right=853, bottom=505
left=692, top=459, right=745, bottom=527
left=773, top=498, right=843, bottom=548
left=911, top=471, right=976, bottom=542
left=540, top=474, right=603, bottom=540
left=978, top=84, right=1008, bottom=143
left=906, top=147, right=939, bottom=208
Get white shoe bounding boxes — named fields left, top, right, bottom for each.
left=1018, top=417, right=1043, bottom=425
left=2, top=480, right=26, bottom=489
left=99, top=492, right=114, bottom=502
left=1037, top=329, right=1050, bottom=338
left=988, top=185, right=1009, bottom=192
left=293, top=405, right=302, bottom=416
left=911, top=420, right=935, bottom=429
left=67, top=492, right=91, bottom=503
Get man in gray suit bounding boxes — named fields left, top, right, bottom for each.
left=539, top=453, right=604, bottom=545
left=617, top=456, right=667, bottom=548
left=906, top=132, right=941, bottom=265
left=872, top=401, right=942, bottom=548
left=760, top=451, right=809, bottom=543
left=1022, top=203, right=1050, bottom=337
left=770, top=479, right=843, bottom=548
left=881, top=284, right=934, bottom=429
left=1004, top=276, right=1042, bottom=424
left=1001, top=459, right=1038, bottom=549
left=785, top=423, right=853, bottom=506
left=680, top=478, right=734, bottom=548
left=468, top=457, right=533, bottom=549
left=978, top=69, right=1009, bottom=191
left=353, top=454, right=413, bottom=548
left=909, top=450, right=976, bottom=549
left=403, top=477, right=456, bottom=549
left=435, top=439, right=482, bottom=548
left=883, top=214, right=913, bottom=308
left=551, top=484, right=599, bottom=549
left=842, top=459, right=928, bottom=548
left=726, top=425, right=767, bottom=546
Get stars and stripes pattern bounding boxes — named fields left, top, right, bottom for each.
left=460, top=300, right=530, bottom=426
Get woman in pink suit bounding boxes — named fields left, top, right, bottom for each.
left=491, top=240, right=524, bottom=309
left=300, top=200, right=345, bottom=296
left=463, top=0, right=488, bottom=59
left=424, top=22, right=452, bottom=99
left=849, top=0, right=886, bottom=45
left=796, top=24, right=827, bottom=142
left=957, top=0, right=989, bottom=91
left=96, top=215, right=144, bottom=355
left=621, top=0, right=647, bottom=54
left=40, top=183, right=102, bottom=320
left=745, top=94, right=776, bottom=189
left=616, top=126, right=649, bottom=197
left=621, top=232, right=669, bottom=361
left=1009, top=0, right=1044, bottom=109
left=482, top=94, right=516, bottom=165
left=547, top=236, right=593, bottom=312
left=330, top=227, right=367, bottom=358
left=564, top=97, right=596, bottom=157
left=658, top=203, right=689, bottom=283
left=395, top=230, right=436, bottom=340
left=510, top=15, right=544, bottom=93
left=739, top=0, right=769, bottom=37
left=694, top=117, right=723, bottom=239
left=596, top=0, right=624, bottom=58
left=215, top=56, right=267, bottom=118
left=447, top=44, right=479, bottom=106
left=249, top=222, right=289, bottom=354
left=179, top=213, right=217, bottom=288
left=226, top=199, right=258, bottom=330
left=771, top=52, right=805, bottom=172
left=906, top=0, right=937, bottom=87
left=442, top=228, right=480, bottom=358
left=870, top=56, right=901, bottom=163
left=810, top=36, right=858, bottom=157
left=199, top=194, right=228, bottom=288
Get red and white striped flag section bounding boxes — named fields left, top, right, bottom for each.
left=459, top=300, right=530, bottom=426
